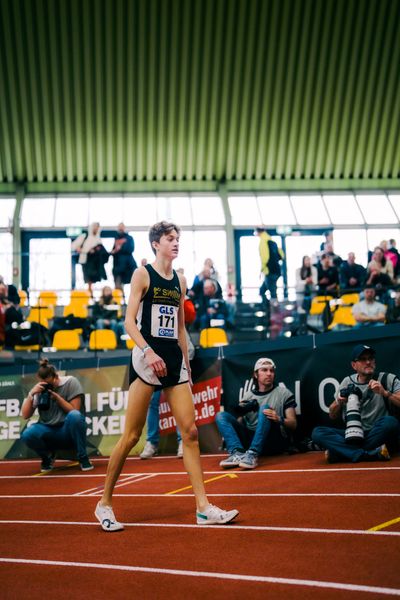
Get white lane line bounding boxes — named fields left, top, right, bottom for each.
left=0, top=557, right=399, bottom=595
left=1, top=493, right=399, bottom=499
left=74, top=474, right=144, bottom=496
left=84, top=474, right=158, bottom=496
left=0, top=520, right=400, bottom=537
left=2, top=466, right=400, bottom=478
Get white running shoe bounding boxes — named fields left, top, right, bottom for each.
left=95, top=502, right=124, bottom=532
left=140, top=442, right=158, bottom=459
left=177, top=440, right=183, bottom=458
left=196, top=504, right=239, bottom=525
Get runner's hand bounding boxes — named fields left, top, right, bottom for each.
left=145, top=349, right=167, bottom=378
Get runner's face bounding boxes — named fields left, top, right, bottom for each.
left=156, top=230, right=179, bottom=259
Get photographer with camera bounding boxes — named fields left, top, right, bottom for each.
left=216, top=358, right=297, bottom=469
left=312, top=344, right=400, bottom=463
left=21, top=359, right=93, bottom=472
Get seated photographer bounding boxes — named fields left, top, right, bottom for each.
left=216, top=358, right=297, bottom=469
left=194, top=278, right=233, bottom=330
left=312, top=344, right=400, bottom=463
left=21, top=359, right=93, bottom=472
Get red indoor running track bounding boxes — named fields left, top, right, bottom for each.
left=1, top=452, right=400, bottom=600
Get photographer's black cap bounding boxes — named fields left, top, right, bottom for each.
left=351, top=344, right=376, bottom=361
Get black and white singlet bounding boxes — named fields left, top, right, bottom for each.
left=129, top=264, right=189, bottom=389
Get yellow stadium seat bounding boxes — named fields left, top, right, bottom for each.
left=199, top=327, right=228, bottom=348
left=26, top=307, right=50, bottom=329
left=340, top=293, right=360, bottom=306
left=125, top=337, right=135, bottom=350
left=63, top=303, right=88, bottom=318
left=14, top=344, right=41, bottom=351
left=18, top=290, right=28, bottom=307
left=309, top=295, right=334, bottom=316
left=328, top=306, right=356, bottom=329
left=39, top=290, right=58, bottom=306
left=70, top=289, right=91, bottom=305
left=89, top=329, right=117, bottom=350
left=52, top=329, right=81, bottom=350
left=112, top=289, right=124, bottom=304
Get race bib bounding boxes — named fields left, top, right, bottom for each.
left=151, top=304, right=179, bottom=339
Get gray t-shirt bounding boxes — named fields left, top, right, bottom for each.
left=336, top=372, right=400, bottom=431
left=241, top=384, right=296, bottom=434
left=34, top=375, right=84, bottom=426
left=352, top=300, right=386, bottom=319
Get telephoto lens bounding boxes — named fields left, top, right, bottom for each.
left=341, top=384, right=364, bottom=445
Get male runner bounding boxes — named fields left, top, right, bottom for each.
left=95, top=221, right=239, bottom=531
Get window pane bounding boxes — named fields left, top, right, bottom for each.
left=356, top=194, right=398, bottom=224
left=285, top=234, right=325, bottom=294
left=21, top=197, right=55, bottom=227
left=167, top=196, right=192, bottom=225
left=54, top=197, right=89, bottom=227
left=123, top=197, right=158, bottom=226
left=366, top=229, right=400, bottom=254
left=228, top=195, right=261, bottom=226
left=192, top=230, right=227, bottom=292
left=0, top=198, right=16, bottom=227
left=290, top=195, right=330, bottom=226
left=258, top=195, right=296, bottom=226
left=89, top=196, right=123, bottom=226
left=388, top=194, right=400, bottom=220
left=191, top=195, right=225, bottom=225
left=239, top=234, right=283, bottom=302
left=323, top=195, right=364, bottom=225
left=0, top=232, right=13, bottom=283
left=29, top=238, right=72, bottom=293
left=333, top=229, right=369, bottom=267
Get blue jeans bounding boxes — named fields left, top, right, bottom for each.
left=260, top=273, right=280, bottom=301
left=146, top=390, right=181, bottom=445
left=21, top=410, right=89, bottom=460
left=215, top=408, right=289, bottom=456
left=312, top=416, right=399, bottom=462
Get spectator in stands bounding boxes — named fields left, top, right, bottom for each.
left=317, top=253, right=339, bottom=293
left=71, top=222, right=109, bottom=292
left=0, top=282, right=23, bottom=348
left=322, top=241, right=342, bottom=268
left=216, top=358, right=297, bottom=469
left=388, top=239, right=400, bottom=280
left=387, top=291, right=400, bottom=324
left=312, top=344, right=400, bottom=463
left=110, top=222, right=137, bottom=290
left=366, top=246, right=394, bottom=289
left=21, top=359, right=93, bottom=472
left=352, top=285, right=386, bottom=327
left=295, top=256, right=318, bottom=312
left=194, top=278, right=232, bottom=330
left=92, top=285, right=125, bottom=344
left=254, top=227, right=284, bottom=304
left=0, top=275, right=20, bottom=306
left=339, top=252, right=366, bottom=290
left=190, top=266, right=222, bottom=304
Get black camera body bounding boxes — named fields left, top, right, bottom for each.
left=37, top=383, right=53, bottom=411
left=235, top=398, right=260, bottom=416
left=340, top=384, right=364, bottom=445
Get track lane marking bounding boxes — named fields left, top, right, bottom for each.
left=1, top=520, right=400, bottom=537
left=1, top=493, right=400, bottom=498
left=368, top=516, right=400, bottom=532
left=165, top=473, right=238, bottom=495
left=2, top=466, right=400, bottom=478
left=0, top=557, right=399, bottom=595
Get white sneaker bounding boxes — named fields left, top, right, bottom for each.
left=196, top=504, right=239, bottom=525
left=177, top=440, right=183, bottom=458
left=140, top=441, right=158, bottom=459
left=95, top=502, right=124, bottom=532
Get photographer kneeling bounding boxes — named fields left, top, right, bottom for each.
left=21, top=359, right=93, bottom=472
left=312, top=344, right=400, bottom=463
